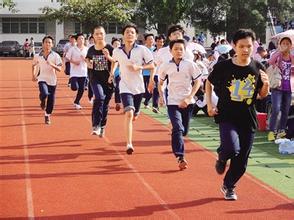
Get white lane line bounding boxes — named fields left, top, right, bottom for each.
left=65, top=94, right=180, bottom=219
left=18, top=68, right=35, bottom=220
left=141, top=113, right=294, bottom=203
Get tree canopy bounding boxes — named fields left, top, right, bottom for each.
left=1, top=0, right=18, bottom=13
left=41, top=0, right=134, bottom=33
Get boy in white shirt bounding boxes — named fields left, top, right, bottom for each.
left=66, top=33, right=88, bottom=109
left=158, top=39, right=202, bottom=170
left=32, top=36, right=62, bottom=124
left=109, top=24, right=155, bottom=154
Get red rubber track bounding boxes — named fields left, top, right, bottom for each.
left=0, top=60, right=293, bottom=219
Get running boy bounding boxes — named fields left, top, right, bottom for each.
left=109, top=24, right=155, bottom=154
left=158, top=39, right=202, bottom=170
left=86, top=26, right=114, bottom=137
left=32, top=35, right=62, bottom=124
left=205, top=29, right=269, bottom=200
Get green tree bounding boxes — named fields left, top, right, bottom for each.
left=1, top=0, right=18, bottom=13
left=41, top=0, right=134, bottom=33
left=135, top=0, right=192, bottom=34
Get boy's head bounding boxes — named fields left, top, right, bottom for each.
left=111, top=38, right=121, bottom=48
left=92, top=26, right=106, bottom=42
left=42, top=35, right=54, bottom=50
left=167, top=25, right=184, bottom=41
left=122, top=23, right=138, bottom=43
left=169, top=39, right=186, bottom=59
left=232, top=29, right=256, bottom=60
left=75, top=33, right=85, bottom=45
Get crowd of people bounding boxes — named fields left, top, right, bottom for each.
left=31, top=23, right=293, bottom=201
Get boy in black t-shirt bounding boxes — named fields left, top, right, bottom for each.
left=86, top=26, right=114, bottom=137
left=206, top=29, right=269, bottom=200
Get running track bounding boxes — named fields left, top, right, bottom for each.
left=0, top=59, right=293, bottom=219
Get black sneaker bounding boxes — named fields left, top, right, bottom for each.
left=45, top=115, right=51, bottom=125
left=221, top=185, right=237, bottom=200
left=40, top=99, right=46, bottom=110
left=215, top=159, right=227, bottom=174
left=126, top=144, right=134, bottom=155
left=177, top=156, right=188, bottom=170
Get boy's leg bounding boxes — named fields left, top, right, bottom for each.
left=279, top=91, right=292, bottom=132
left=167, top=105, right=185, bottom=158
left=143, top=75, right=152, bottom=107
left=44, top=85, right=56, bottom=124
left=38, top=81, right=49, bottom=110
left=181, top=104, right=194, bottom=136
left=74, top=77, right=86, bottom=105
left=100, top=85, right=114, bottom=129
left=223, top=126, right=255, bottom=190
left=152, top=76, right=159, bottom=112
left=121, top=93, right=136, bottom=154
left=90, top=81, right=105, bottom=130
left=133, top=93, right=144, bottom=120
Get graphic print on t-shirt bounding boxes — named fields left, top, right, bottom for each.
left=93, top=55, right=108, bottom=71
left=228, top=74, right=256, bottom=105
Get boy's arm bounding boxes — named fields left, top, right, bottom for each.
left=205, top=79, right=218, bottom=116
left=108, top=61, right=118, bottom=84
left=158, top=79, right=165, bottom=106
left=179, top=78, right=201, bottom=108
left=258, top=69, right=270, bottom=98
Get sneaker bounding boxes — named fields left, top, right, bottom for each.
left=276, top=130, right=287, bottom=139
left=92, top=126, right=101, bottom=135
left=99, top=127, right=105, bottom=138
left=215, top=159, right=227, bottom=175
left=152, top=107, right=160, bottom=113
left=115, top=103, right=121, bottom=111
left=74, top=103, right=82, bottom=110
left=221, top=185, right=237, bottom=201
left=88, top=98, right=94, bottom=105
left=133, top=114, right=139, bottom=121
left=268, top=131, right=276, bottom=141
left=44, top=115, right=51, bottom=125
left=40, top=99, right=46, bottom=110
left=126, top=144, right=134, bottom=155
left=144, top=105, right=151, bottom=109
left=177, top=157, right=188, bottom=170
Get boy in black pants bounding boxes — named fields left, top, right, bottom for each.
left=206, top=29, right=269, bottom=200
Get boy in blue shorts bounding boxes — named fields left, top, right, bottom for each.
left=109, top=24, right=155, bottom=154
left=158, top=39, right=202, bottom=170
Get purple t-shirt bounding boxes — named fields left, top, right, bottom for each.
left=280, top=59, right=292, bottom=92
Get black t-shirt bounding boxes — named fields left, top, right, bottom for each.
left=208, top=59, right=265, bottom=130
left=86, top=44, right=113, bottom=84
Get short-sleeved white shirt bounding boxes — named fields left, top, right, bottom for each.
left=33, top=51, right=62, bottom=86
left=158, top=58, right=202, bottom=105
left=112, top=44, right=154, bottom=94
left=66, top=46, right=88, bottom=77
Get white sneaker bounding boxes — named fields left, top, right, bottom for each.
left=126, top=144, right=134, bottom=155
left=92, top=126, right=101, bottom=135
left=74, top=103, right=82, bottom=110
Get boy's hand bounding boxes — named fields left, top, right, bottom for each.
left=87, top=60, right=93, bottom=69
left=108, top=75, right=114, bottom=84
left=147, top=80, right=154, bottom=93
left=207, top=106, right=218, bottom=116
left=127, top=62, right=142, bottom=72
left=178, top=97, right=192, bottom=108
left=32, top=75, right=37, bottom=81
left=260, top=69, right=269, bottom=86
left=159, top=96, right=165, bottom=107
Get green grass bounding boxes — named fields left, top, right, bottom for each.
left=142, top=108, right=294, bottom=199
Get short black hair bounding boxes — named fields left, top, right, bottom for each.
left=144, top=33, right=154, bottom=40
left=280, top=37, right=292, bottom=45
left=42, top=35, right=54, bottom=43
left=169, top=39, right=186, bottom=50
left=122, top=23, right=138, bottom=35
left=155, top=34, right=166, bottom=41
left=75, top=33, right=84, bottom=40
left=167, top=25, right=184, bottom=37
left=92, top=25, right=105, bottom=34
left=232, top=29, right=256, bottom=45
left=111, top=38, right=120, bottom=45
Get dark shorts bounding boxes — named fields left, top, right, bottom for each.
left=120, top=93, right=144, bottom=116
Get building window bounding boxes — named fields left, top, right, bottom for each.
left=105, top=22, right=123, bottom=34
left=1, top=17, right=46, bottom=34
left=108, top=22, right=117, bottom=33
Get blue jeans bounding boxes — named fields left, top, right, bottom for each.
left=167, top=104, right=194, bottom=158
left=218, top=122, right=255, bottom=189
left=70, top=77, right=86, bottom=105
left=114, top=75, right=121, bottom=104
left=152, top=75, right=159, bottom=108
left=120, top=93, right=143, bottom=116
left=38, top=81, right=56, bottom=115
left=269, top=89, right=292, bottom=132
left=90, top=80, right=113, bottom=128
left=143, top=75, right=152, bottom=106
